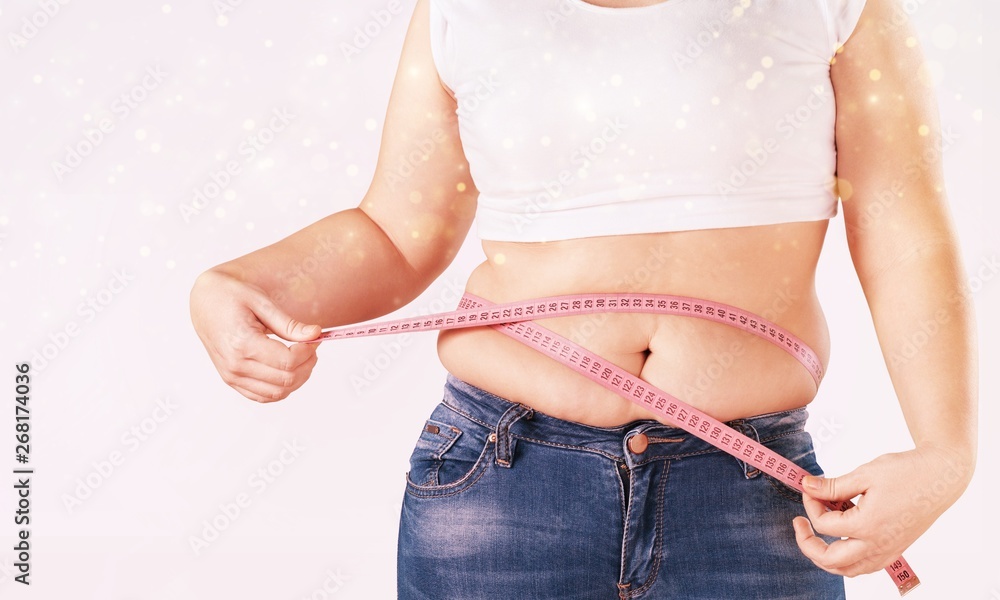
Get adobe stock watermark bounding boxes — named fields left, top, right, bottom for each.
left=214, top=0, right=249, bottom=19
left=179, top=107, right=295, bottom=223
left=809, top=415, right=845, bottom=455
left=51, top=65, right=168, bottom=181
left=717, top=84, right=833, bottom=196
left=567, top=243, right=672, bottom=346
left=189, top=439, right=306, bottom=556
left=677, top=284, right=803, bottom=401
left=872, top=451, right=973, bottom=552
left=383, top=128, right=446, bottom=192
left=512, top=116, right=628, bottom=234
left=852, top=126, right=960, bottom=231
left=672, top=3, right=742, bottom=71
left=62, top=396, right=178, bottom=514
left=340, top=0, right=406, bottom=59
left=267, top=233, right=340, bottom=306
left=888, top=254, right=998, bottom=367
left=29, top=268, right=135, bottom=373
left=350, top=277, right=466, bottom=395
left=382, top=72, right=499, bottom=191
left=8, top=0, right=72, bottom=54
left=878, top=0, right=934, bottom=34
left=294, top=567, right=351, bottom=600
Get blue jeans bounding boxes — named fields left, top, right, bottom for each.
left=397, top=373, right=846, bottom=599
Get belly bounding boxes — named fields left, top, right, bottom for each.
left=436, top=221, right=832, bottom=426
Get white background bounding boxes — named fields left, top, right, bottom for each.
left=0, top=0, right=995, bottom=598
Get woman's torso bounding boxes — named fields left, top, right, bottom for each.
left=437, top=220, right=831, bottom=427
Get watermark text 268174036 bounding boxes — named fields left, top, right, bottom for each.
left=12, top=362, right=34, bottom=586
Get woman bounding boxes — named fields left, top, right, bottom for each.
left=189, top=0, right=977, bottom=597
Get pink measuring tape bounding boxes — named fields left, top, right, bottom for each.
left=309, top=291, right=920, bottom=595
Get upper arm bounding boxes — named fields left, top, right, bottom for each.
left=358, top=0, right=478, bottom=283
left=831, top=0, right=958, bottom=281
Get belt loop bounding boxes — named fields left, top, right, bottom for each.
left=494, top=403, right=533, bottom=468
left=729, top=420, right=762, bottom=479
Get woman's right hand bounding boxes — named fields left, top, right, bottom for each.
left=189, top=269, right=322, bottom=403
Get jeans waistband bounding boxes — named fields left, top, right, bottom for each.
left=443, top=372, right=810, bottom=468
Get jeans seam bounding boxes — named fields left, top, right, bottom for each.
left=627, top=461, right=669, bottom=597
left=441, top=398, right=495, bottom=431
left=631, top=447, right=719, bottom=466
left=618, top=463, right=634, bottom=591
left=511, top=434, right=625, bottom=462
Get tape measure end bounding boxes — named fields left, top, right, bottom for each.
left=897, top=577, right=921, bottom=596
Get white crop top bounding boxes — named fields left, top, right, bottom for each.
left=427, top=0, right=868, bottom=242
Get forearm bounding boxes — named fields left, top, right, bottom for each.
left=205, top=207, right=426, bottom=328
left=857, top=239, right=978, bottom=466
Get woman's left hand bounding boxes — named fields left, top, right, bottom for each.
left=791, top=443, right=974, bottom=577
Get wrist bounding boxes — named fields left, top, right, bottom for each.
left=915, top=439, right=976, bottom=485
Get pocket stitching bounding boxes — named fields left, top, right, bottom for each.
left=404, top=436, right=495, bottom=497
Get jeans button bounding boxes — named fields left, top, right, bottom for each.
left=627, top=432, right=648, bottom=454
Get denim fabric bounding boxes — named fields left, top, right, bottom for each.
left=397, top=373, right=846, bottom=599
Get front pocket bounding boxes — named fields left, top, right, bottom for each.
left=404, top=405, right=495, bottom=497
left=407, top=418, right=463, bottom=486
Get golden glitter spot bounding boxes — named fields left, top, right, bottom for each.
left=917, top=124, right=929, bottom=136
left=494, top=253, right=506, bottom=265
left=745, top=71, right=764, bottom=90
left=409, top=191, right=422, bottom=203
left=411, top=214, right=444, bottom=242
left=710, top=96, right=720, bottom=105
left=790, top=239, right=799, bottom=248
left=869, top=69, right=881, bottom=81
left=836, top=177, right=853, bottom=201
left=869, top=94, right=879, bottom=103
left=456, top=182, right=467, bottom=192
left=773, top=242, right=782, bottom=251
left=761, top=56, right=774, bottom=68
left=345, top=250, right=366, bottom=267
left=905, top=36, right=917, bottom=48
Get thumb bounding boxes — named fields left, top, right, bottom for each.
left=252, top=296, right=321, bottom=342
left=801, top=470, right=868, bottom=502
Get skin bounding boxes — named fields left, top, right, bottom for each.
left=189, top=0, right=977, bottom=580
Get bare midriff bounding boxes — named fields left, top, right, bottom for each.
left=435, top=220, right=833, bottom=427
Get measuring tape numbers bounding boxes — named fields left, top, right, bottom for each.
left=308, top=291, right=920, bottom=595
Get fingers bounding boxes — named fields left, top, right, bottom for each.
left=251, top=295, right=322, bottom=342
left=792, top=516, right=870, bottom=574
left=801, top=469, right=868, bottom=502
left=802, top=491, right=863, bottom=538
left=243, top=334, right=318, bottom=371
left=213, top=338, right=319, bottom=403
